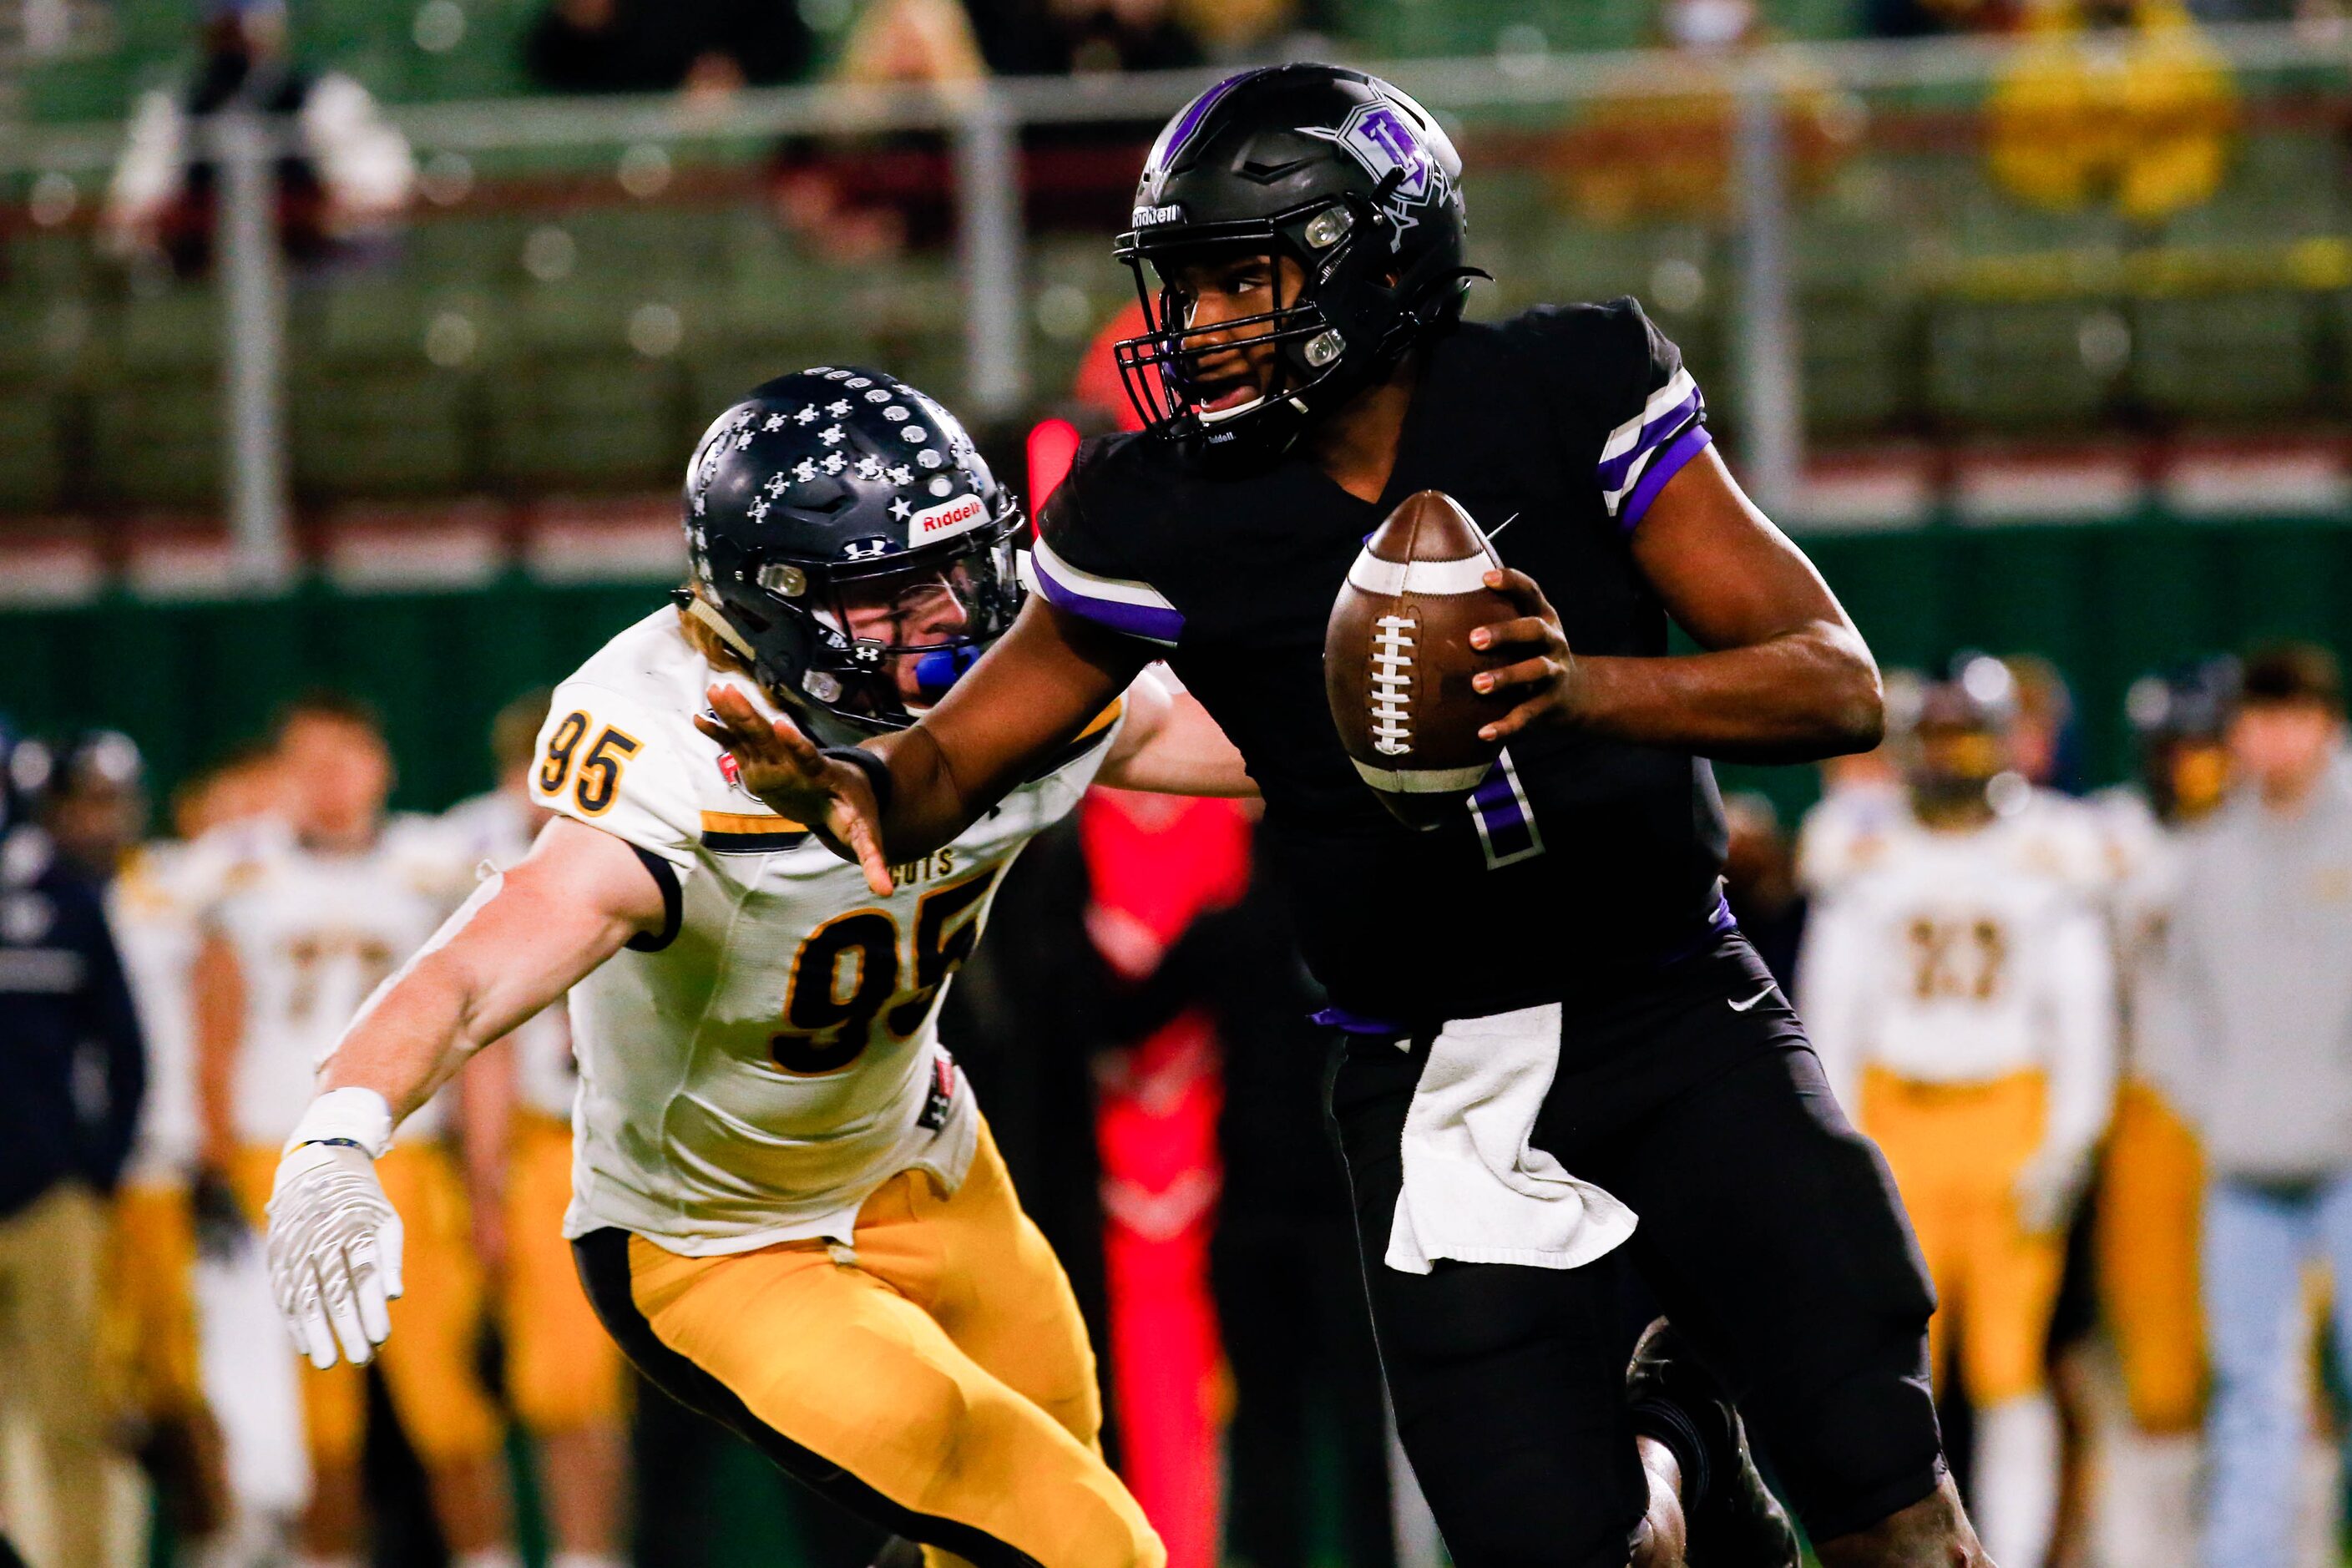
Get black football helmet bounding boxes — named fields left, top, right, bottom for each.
left=1113, top=63, right=1479, bottom=466
left=1904, top=655, right=2021, bottom=817
left=2126, top=657, right=2237, bottom=822
left=680, top=367, right=1024, bottom=744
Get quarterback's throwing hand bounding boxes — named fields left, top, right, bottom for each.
left=266, top=1141, right=404, bottom=1369
left=1469, top=568, right=1585, bottom=742
left=695, top=684, right=894, bottom=894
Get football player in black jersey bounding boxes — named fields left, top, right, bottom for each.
left=705, top=64, right=1984, bottom=1568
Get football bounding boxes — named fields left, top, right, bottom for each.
left=1324, top=489, right=1518, bottom=829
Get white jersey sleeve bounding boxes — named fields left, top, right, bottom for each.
left=1795, top=781, right=1910, bottom=903
left=530, top=680, right=703, bottom=878
left=1794, top=886, right=1875, bottom=1114
left=111, top=842, right=207, bottom=1182
left=2035, top=893, right=2117, bottom=1171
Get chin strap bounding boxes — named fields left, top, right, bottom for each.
left=673, top=588, right=765, bottom=669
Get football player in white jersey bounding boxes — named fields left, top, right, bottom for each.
left=263, top=369, right=1254, bottom=1568
left=443, top=689, right=630, bottom=1568
left=1799, top=665, right=2116, bottom=1568
left=195, top=693, right=513, bottom=1568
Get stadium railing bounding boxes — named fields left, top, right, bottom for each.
left=5, top=22, right=2352, bottom=584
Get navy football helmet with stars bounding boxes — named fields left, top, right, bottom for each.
left=680, top=367, right=1024, bottom=742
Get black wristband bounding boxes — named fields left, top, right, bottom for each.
left=820, top=746, right=896, bottom=817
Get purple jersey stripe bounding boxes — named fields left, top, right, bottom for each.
left=1657, top=891, right=1740, bottom=968
left=1467, top=757, right=1541, bottom=866
left=1032, top=561, right=1185, bottom=645
left=1617, top=423, right=1712, bottom=533
left=1596, top=388, right=1703, bottom=493
left=1468, top=765, right=1524, bottom=828
left=1311, top=1004, right=1410, bottom=1036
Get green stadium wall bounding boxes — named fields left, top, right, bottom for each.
left=3, top=516, right=2349, bottom=825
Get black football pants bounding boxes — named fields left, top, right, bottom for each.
left=1326, top=933, right=1944, bottom=1568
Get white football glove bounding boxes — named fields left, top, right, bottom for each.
left=266, top=1090, right=403, bottom=1369
left=2013, top=1147, right=2091, bottom=1237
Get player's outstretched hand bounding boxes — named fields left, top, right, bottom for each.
left=1469, top=567, right=1585, bottom=742
left=266, top=1141, right=403, bottom=1369
left=695, top=683, right=894, bottom=894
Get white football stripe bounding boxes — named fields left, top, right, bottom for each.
left=1603, top=441, right=1663, bottom=516
left=1349, top=757, right=1496, bottom=794
left=1348, top=551, right=1494, bottom=597
left=1029, top=536, right=1181, bottom=614
left=1598, top=368, right=1699, bottom=466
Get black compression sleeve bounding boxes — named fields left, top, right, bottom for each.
left=820, top=746, right=897, bottom=817
left=624, top=845, right=683, bottom=953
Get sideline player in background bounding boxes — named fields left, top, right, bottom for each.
left=711, top=63, right=1986, bottom=1568
left=263, top=370, right=1257, bottom=1568
left=1801, top=667, right=2116, bottom=1568
left=194, top=693, right=513, bottom=1568
left=1797, top=669, right=1924, bottom=911
left=1977, top=654, right=2108, bottom=1568
left=0, top=726, right=146, bottom=1568
left=46, top=733, right=235, bottom=1556
left=2088, top=662, right=2232, bottom=1565
left=445, top=690, right=632, bottom=1568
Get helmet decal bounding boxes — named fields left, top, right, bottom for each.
left=907, top=493, right=989, bottom=544
left=1146, top=68, right=1268, bottom=180
left=1333, top=101, right=1447, bottom=240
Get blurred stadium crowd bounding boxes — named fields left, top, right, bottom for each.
left=5, top=632, right=2352, bottom=1568
left=89, top=0, right=2254, bottom=286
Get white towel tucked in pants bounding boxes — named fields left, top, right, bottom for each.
left=1385, top=1002, right=1639, bottom=1274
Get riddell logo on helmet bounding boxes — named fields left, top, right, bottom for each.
left=908, top=494, right=987, bottom=543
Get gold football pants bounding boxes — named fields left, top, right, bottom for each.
left=101, top=1180, right=206, bottom=1424
left=502, top=1112, right=625, bottom=1433
left=573, top=1120, right=1163, bottom=1568
left=2098, top=1079, right=2205, bottom=1431
left=1861, top=1066, right=2062, bottom=1404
